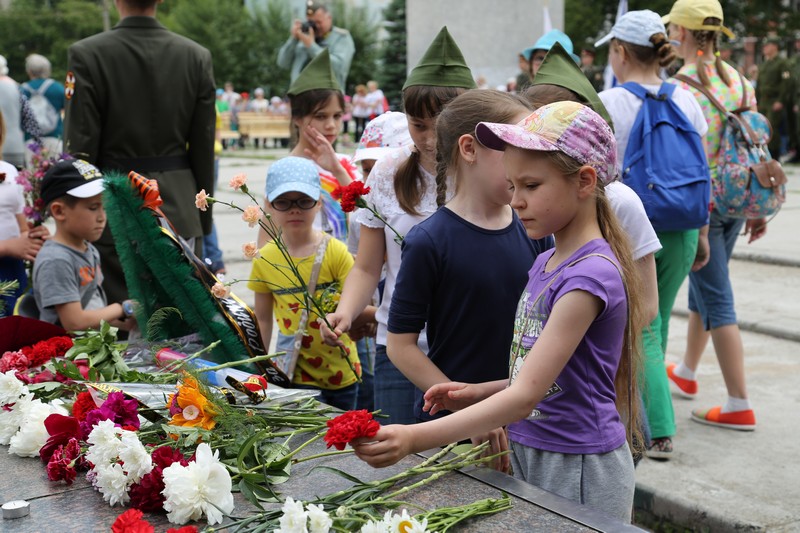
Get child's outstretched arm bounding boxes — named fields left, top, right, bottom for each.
left=321, top=227, right=385, bottom=346
left=422, top=380, right=507, bottom=416
left=352, top=290, right=603, bottom=468
left=55, top=301, right=127, bottom=332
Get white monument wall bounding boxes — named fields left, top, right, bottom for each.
left=407, top=0, right=565, bottom=90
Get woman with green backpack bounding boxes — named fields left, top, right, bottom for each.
left=597, top=9, right=710, bottom=458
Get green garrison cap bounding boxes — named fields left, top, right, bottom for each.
left=532, top=42, right=613, bottom=129
left=287, top=49, right=341, bottom=96
left=403, top=27, right=476, bottom=90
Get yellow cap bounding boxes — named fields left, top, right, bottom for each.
left=662, top=0, right=734, bottom=39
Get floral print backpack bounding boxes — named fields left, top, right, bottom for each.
left=676, top=72, right=787, bottom=219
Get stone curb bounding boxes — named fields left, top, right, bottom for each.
left=634, top=481, right=765, bottom=532
left=671, top=308, right=800, bottom=344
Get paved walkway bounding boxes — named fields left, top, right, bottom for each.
left=214, top=153, right=800, bottom=532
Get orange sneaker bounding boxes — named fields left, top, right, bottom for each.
left=666, top=363, right=698, bottom=399
left=691, top=406, right=756, bottom=431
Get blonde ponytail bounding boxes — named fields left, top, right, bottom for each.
left=596, top=186, right=645, bottom=457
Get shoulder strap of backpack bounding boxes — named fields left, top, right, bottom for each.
left=619, top=81, right=648, bottom=99
left=673, top=73, right=729, bottom=116
left=657, top=81, right=677, bottom=99
left=38, top=79, right=54, bottom=95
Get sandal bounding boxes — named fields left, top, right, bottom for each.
left=646, top=437, right=673, bottom=460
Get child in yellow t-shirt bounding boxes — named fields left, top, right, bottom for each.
left=248, top=156, right=366, bottom=410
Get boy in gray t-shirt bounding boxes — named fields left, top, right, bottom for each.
left=32, top=159, right=135, bottom=330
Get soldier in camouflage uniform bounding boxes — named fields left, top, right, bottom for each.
left=788, top=34, right=800, bottom=162
left=755, top=36, right=792, bottom=158
left=580, top=45, right=605, bottom=93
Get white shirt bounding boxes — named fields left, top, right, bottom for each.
left=0, top=162, right=23, bottom=242
left=353, top=144, right=445, bottom=349
left=606, top=180, right=662, bottom=261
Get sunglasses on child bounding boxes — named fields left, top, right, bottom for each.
left=270, top=197, right=318, bottom=211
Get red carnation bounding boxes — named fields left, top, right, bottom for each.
left=40, top=414, right=80, bottom=462
left=71, top=391, right=99, bottom=422
left=49, top=336, right=74, bottom=358
left=332, top=181, right=371, bottom=213
left=167, top=528, right=198, bottom=533
left=45, top=438, right=83, bottom=485
left=129, top=446, right=188, bottom=512
left=324, top=409, right=381, bottom=450
left=27, top=340, right=57, bottom=367
left=111, top=509, right=154, bottom=533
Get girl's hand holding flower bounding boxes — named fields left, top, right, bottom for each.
left=350, top=424, right=414, bottom=469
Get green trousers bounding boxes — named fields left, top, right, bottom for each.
left=641, top=229, right=698, bottom=439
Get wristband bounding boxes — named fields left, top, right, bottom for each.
left=122, top=300, right=135, bottom=318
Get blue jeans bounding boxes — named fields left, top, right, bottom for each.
left=373, top=344, right=416, bottom=425
left=687, top=210, right=745, bottom=330
left=202, top=223, right=225, bottom=272
left=202, top=157, right=225, bottom=273
left=355, top=337, right=375, bottom=411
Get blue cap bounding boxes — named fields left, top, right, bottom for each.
left=523, top=29, right=579, bottom=64
left=595, top=10, right=666, bottom=48
left=265, top=157, right=320, bottom=202
left=216, top=88, right=224, bottom=96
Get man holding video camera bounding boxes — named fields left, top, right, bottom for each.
left=278, top=1, right=355, bottom=92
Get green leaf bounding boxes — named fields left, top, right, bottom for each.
left=307, top=465, right=366, bottom=485
left=238, top=479, right=265, bottom=510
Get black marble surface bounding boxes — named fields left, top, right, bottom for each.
left=0, top=442, right=647, bottom=533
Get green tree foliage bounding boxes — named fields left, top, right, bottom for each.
left=378, top=0, right=406, bottom=110
left=0, top=0, right=109, bottom=84
left=328, top=0, right=381, bottom=95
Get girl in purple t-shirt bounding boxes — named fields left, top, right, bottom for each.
left=352, top=101, right=646, bottom=523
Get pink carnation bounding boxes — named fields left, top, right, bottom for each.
left=241, top=205, right=261, bottom=227
left=229, top=173, right=247, bottom=191
left=195, top=189, right=209, bottom=211
left=211, top=282, right=231, bottom=299
left=0, top=351, right=29, bottom=373
left=242, top=241, right=259, bottom=259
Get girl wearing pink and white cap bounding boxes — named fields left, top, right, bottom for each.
left=352, top=101, right=645, bottom=523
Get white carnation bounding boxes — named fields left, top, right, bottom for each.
left=275, top=497, right=308, bottom=533
left=0, top=370, right=28, bottom=405
left=86, top=419, right=123, bottom=466
left=8, top=398, right=66, bottom=457
left=93, top=463, right=130, bottom=506
left=307, top=503, right=332, bottom=533
left=0, top=394, right=32, bottom=445
left=117, top=430, right=153, bottom=483
left=162, top=442, right=234, bottom=525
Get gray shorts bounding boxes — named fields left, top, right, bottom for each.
left=509, top=440, right=635, bottom=523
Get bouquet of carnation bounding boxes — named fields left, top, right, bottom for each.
left=15, top=141, right=72, bottom=226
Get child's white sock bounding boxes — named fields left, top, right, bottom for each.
left=722, top=396, right=752, bottom=413
left=673, top=362, right=696, bottom=381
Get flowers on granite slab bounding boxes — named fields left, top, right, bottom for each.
left=161, top=442, right=234, bottom=525
left=324, top=409, right=381, bottom=450
left=167, top=376, right=219, bottom=431
left=111, top=508, right=199, bottom=533
left=45, top=437, right=85, bottom=485
left=129, top=446, right=189, bottom=512
left=8, top=397, right=67, bottom=457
